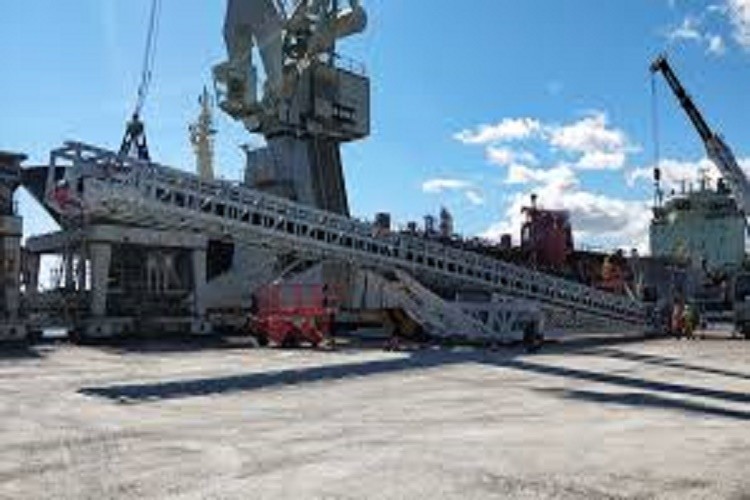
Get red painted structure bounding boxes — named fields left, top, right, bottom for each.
left=251, top=284, right=338, bottom=347
left=520, top=195, right=574, bottom=269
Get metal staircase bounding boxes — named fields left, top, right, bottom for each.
left=357, top=269, right=497, bottom=340
left=41, top=142, right=647, bottom=333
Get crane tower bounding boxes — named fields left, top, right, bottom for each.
left=213, top=0, right=370, bottom=216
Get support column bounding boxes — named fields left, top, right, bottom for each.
left=64, top=251, right=75, bottom=291
left=76, top=246, right=87, bottom=292
left=26, top=252, right=40, bottom=295
left=0, top=152, right=27, bottom=340
left=2, top=233, right=21, bottom=320
left=89, top=242, right=112, bottom=318
left=192, top=248, right=207, bottom=317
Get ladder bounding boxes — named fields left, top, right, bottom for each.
left=356, top=268, right=497, bottom=339
left=45, top=142, right=647, bottom=332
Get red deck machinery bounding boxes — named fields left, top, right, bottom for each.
left=251, top=284, right=338, bottom=348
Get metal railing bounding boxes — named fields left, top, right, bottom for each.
left=47, top=142, right=647, bottom=330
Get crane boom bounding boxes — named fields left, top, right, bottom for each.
left=650, top=56, right=713, bottom=143
left=650, top=55, right=750, bottom=215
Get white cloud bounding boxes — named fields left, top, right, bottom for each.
left=664, top=2, right=749, bottom=53
left=577, top=150, right=628, bottom=171
left=728, top=0, right=750, bottom=48
left=561, top=193, right=651, bottom=243
left=707, top=34, right=727, bottom=54
left=506, top=164, right=579, bottom=190
left=453, top=118, right=542, bottom=145
left=548, top=112, right=636, bottom=170
left=422, top=178, right=485, bottom=206
left=456, top=111, right=637, bottom=172
left=549, top=112, right=626, bottom=155
left=664, top=14, right=730, bottom=56
left=452, top=110, right=683, bottom=251
left=422, top=178, right=473, bottom=193
left=486, top=146, right=539, bottom=167
left=627, top=158, right=716, bottom=189
left=465, top=190, right=486, bottom=206
left=667, top=16, right=704, bottom=42
left=483, top=156, right=649, bottom=251
left=627, top=156, right=750, bottom=191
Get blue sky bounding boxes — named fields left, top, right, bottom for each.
left=1, top=0, right=749, bottom=252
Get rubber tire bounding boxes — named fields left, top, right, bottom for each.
left=255, top=333, right=269, bottom=347
left=68, top=329, right=86, bottom=345
left=281, top=332, right=300, bottom=349
left=26, top=330, right=43, bottom=345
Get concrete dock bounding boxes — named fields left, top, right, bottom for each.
left=0, top=334, right=748, bottom=499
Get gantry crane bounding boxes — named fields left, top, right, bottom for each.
left=650, top=55, right=750, bottom=215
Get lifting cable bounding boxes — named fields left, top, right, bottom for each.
left=650, top=70, right=663, bottom=205
left=650, top=72, right=661, bottom=174
left=119, top=0, right=162, bottom=161
left=134, top=0, right=162, bottom=117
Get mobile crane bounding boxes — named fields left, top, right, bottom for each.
left=650, top=55, right=750, bottom=215
left=650, top=55, right=750, bottom=338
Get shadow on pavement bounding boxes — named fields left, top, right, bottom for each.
left=489, top=358, right=750, bottom=406
left=0, top=345, right=44, bottom=360
left=540, top=334, right=652, bottom=354
left=582, top=347, right=750, bottom=382
left=78, top=349, right=484, bottom=403
left=94, top=336, right=259, bottom=355
left=79, top=336, right=750, bottom=421
left=536, top=387, right=750, bottom=421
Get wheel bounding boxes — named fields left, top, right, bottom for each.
left=281, top=330, right=301, bottom=349
left=68, top=329, right=86, bottom=345
left=525, top=334, right=544, bottom=354
left=255, top=332, right=269, bottom=347
left=26, top=330, right=43, bottom=345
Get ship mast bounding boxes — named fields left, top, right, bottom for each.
left=189, top=87, right=217, bottom=181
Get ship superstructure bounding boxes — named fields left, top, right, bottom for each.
left=649, top=55, right=748, bottom=275
left=650, top=178, right=745, bottom=273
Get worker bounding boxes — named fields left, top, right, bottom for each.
left=321, top=284, right=337, bottom=342
left=671, top=298, right=685, bottom=339
left=682, top=303, right=699, bottom=340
